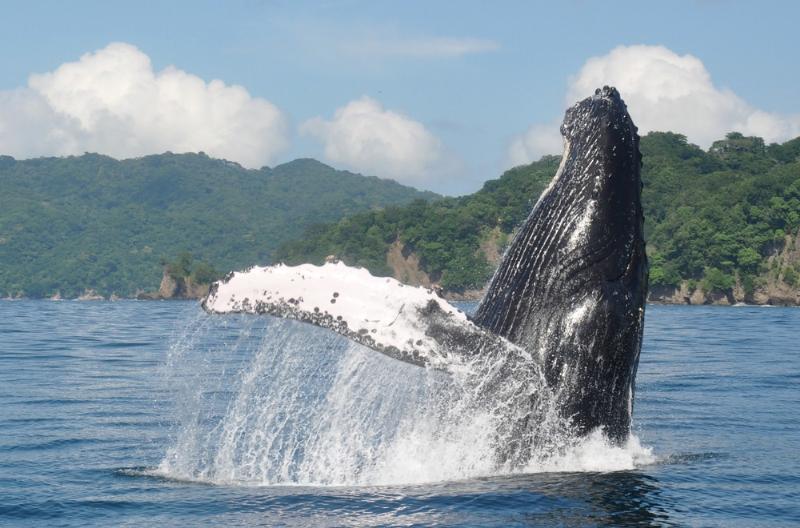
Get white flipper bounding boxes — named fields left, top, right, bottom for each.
left=202, top=262, right=511, bottom=367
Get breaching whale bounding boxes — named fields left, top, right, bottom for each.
left=202, top=86, right=647, bottom=459
left=474, top=86, right=647, bottom=444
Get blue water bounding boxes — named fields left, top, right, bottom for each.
left=0, top=300, right=798, bottom=527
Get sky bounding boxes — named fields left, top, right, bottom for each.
left=0, top=0, right=798, bottom=195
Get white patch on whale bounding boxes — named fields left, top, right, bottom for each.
left=568, top=198, right=596, bottom=251
left=203, top=262, right=509, bottom=367
left=563, top=296, right=596, bottom=336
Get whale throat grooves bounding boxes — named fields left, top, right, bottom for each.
left=474, top=85, right=647, bottom=444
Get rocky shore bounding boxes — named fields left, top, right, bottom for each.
left=134, top=268, right=210, bottom=301
left=649, top=229, right=800, bottom=306
left=9, top=228, right=800, bottom=305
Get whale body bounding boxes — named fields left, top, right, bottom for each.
left=202, top=86, right=648, bottom=458
left=475, top=86, right=647, bottom=443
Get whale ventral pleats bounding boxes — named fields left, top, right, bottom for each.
left=472, top=86, right=647, bottom=445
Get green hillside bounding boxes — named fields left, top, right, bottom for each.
left=277, top=132, right=800, bottom=298
left=0, top=153, right=438, bottom=298
left=277, top=157, right=558, bottom=290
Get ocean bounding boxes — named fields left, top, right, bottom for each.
left=0, top=300, right=797, bottom=527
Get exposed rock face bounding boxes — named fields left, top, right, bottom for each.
left=479, top=227, right=506, bottom=267
left=138, top=268, right=211, bottom=300
left=689, top=287, right=707, bottom=305
left=707, top=290, right=735, bottom=305
left=732, top=277, right=747, bottom=303
left=647, top=229, right=800, bottom=306
left=759, top=228, right=800, bottom=306
left=158, top=272, right=181, bottom=298
left=77, top=289, right=104, bottom=301
left=648, top=283, right=691, bottom=304
left=386, top=241, right=434, bottom=287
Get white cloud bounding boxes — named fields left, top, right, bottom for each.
left=340, top=36, right=500, bottom=59
left=301, top=96, right=447, bottom=185
left=0, top=42, right=288, bottom=167
left=507, top=119, right=563, bottom=167
left=510, top=44, right=800, bottom=164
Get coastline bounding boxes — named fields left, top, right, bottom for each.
left=5, top=292, right=798, bottom=307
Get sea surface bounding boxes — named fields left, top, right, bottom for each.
left=0, top=300, right=798, bottom=527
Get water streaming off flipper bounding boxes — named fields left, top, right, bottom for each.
left=157, top=314, right=654, bottom=486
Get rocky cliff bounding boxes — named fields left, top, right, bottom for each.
left=136, top=268, right=210, bottom=300
left=646, top=228, right=800, bottom=306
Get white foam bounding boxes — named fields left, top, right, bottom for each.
left=523, top=429, right=656, bottom=474
left=567, top=198, right=596, bottom=251
left=156, top=319, right=656, bottom=487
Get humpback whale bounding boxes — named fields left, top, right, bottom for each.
left=475, top=85, right=647, bottom=445
left=202, top=86, right=647, bottom=462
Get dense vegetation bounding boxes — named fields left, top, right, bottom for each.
left=643, top=133, right=800, bottom=293
left=277, top=132, right=800, bottom=294
left=162, top=251, right=219, bottom=287
left=277, top=158, right=558, bottom=290
left=0, top=153, right=437, bottom=298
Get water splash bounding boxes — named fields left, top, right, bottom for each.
left=156, top=316, right=654, bottom=486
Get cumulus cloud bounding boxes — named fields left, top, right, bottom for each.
left=0, top=42, right=288, bottom=167
left=301, top=96, right=447, bottom=185
left=508, top=120, right=564, bottom=167
left=510, top=44, right=800, bottom=164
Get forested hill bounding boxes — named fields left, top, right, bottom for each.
left=0, top=153, right=438, bottom=298
left=277, top=132, right=800, bottom=304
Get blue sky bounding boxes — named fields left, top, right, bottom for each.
left=1, top=0, right=798, bottom=194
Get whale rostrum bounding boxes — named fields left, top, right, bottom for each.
left=202, top=86, right=648, bottom=455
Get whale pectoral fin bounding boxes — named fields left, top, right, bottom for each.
left=202, top=262, right=507, bottom=368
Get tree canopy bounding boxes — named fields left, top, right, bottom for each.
left=0, top=154, right=437, bottom=298
left=278, top=132, right=800, bottom=295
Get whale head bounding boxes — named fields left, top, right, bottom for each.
left=474, top=86, right=648, bottom=444
left=557, top=86, right=644, bottom=279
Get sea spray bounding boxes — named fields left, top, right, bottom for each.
left=157, top=315, right=654, bottom=486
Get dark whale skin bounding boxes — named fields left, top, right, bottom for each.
left=473, top=86, right=648, bottom=444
